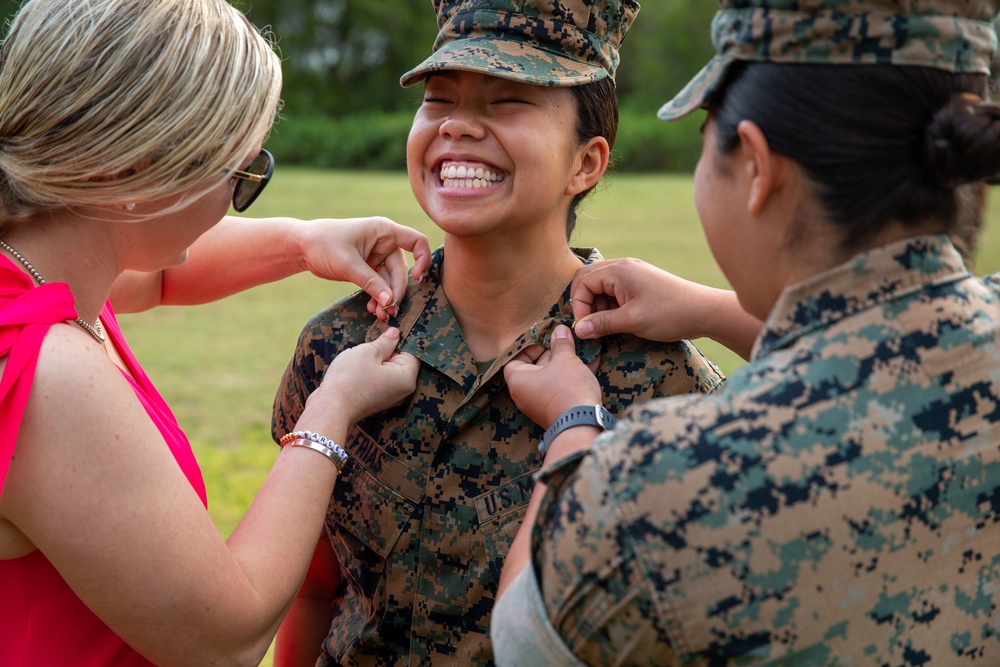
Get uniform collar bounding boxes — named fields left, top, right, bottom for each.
left=367, top=246, right=604, bottom=393
left=754, top=234, right=971, bottom=360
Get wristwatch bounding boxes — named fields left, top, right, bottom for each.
left=539, top=404, right=618, bottom=456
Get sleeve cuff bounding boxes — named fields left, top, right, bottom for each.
left=491, top=565, right=587, bottom=666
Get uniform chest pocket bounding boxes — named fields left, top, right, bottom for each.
left=474, top=470, right=538, bottom=582
left=327, top=428, right=424, bottom=583
left=322, top=429, right=425, bottom=658
left=329, top=464, right=418, bottom=558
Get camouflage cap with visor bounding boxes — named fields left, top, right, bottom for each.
left=400, top=0, right=640, bottom=88
left=659, top=0, right=1000, bottom=121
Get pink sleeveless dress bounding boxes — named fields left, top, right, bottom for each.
left=0, top=254, right=207, bottom=666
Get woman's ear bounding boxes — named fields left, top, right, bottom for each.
left=566, top=136, right=610, bottom=196
left=736, top=119, right=789, bottom=216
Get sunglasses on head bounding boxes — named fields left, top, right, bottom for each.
left=229, top=148, right=274, bottom=212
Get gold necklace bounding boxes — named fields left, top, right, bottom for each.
left=0, top=239, right=106, bottom=344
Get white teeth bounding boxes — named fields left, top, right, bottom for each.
left=439, top=162, right=507, bottom=189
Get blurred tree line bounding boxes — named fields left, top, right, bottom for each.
left=0, top=0, right=717, bottom=170
left=230, top=0, right=716, bottom=118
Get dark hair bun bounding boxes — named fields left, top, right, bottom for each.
left=925, top=93, right=1000, bottom=187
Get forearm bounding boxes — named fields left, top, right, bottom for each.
left=570, top=260, right=763, bottom=360
left=160, top=216, right=304, bottom=305
left=698, top=287, right=762, bottom=362
left=113, top=215, right=429, bottom=315
left=219, top=440, right=346, bottom=663
left=221, top=333, right=411, bottom=662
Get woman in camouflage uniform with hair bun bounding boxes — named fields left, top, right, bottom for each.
left=495, top=1, right=1000, bottom=665
left=271, top=0, right=728, bottom=664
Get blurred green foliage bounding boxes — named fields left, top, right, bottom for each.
left=0, top=0, right=716, bottom=171
left=228, top=0, right=717, bottom=120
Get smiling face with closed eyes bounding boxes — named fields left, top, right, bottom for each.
left=407, top=70, right=593, bottom=244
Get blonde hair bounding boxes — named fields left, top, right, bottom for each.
left=0, top=0, right=283, bottom=220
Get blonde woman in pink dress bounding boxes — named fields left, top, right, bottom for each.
left=0, top=0, right=432, bottom=665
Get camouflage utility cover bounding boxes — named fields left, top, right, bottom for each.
left=660, top=0, right=1000, bottom=120
left=401, top=0, right=640, bottom=87
left=504, top=234, right=1000, bottom=664
left=272, top=247, right=723, bottom=665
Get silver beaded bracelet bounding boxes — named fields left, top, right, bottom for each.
left=279, top=430, right=349, bottom=473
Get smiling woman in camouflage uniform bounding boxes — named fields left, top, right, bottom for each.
left=270, top=1, right=726, bottom=665
left=493, top=1, right=1000, bottom=665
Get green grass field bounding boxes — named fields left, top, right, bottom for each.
left=117, top=171, right=1000, bottom=665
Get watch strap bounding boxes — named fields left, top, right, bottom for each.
left=539, top=404, right=618, bottom=457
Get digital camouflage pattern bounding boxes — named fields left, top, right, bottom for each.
left=272, top=247, right=724, bottom=666
left=659, top=0, right=1000, bottom=120
left=514, top=235, right=1000, bottom=665
left=400, top=0, right=640, bottom=87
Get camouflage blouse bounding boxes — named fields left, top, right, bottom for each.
left=495, top=234, right=1000, bottom=666
left=272, top=246, right=724, bottom=666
